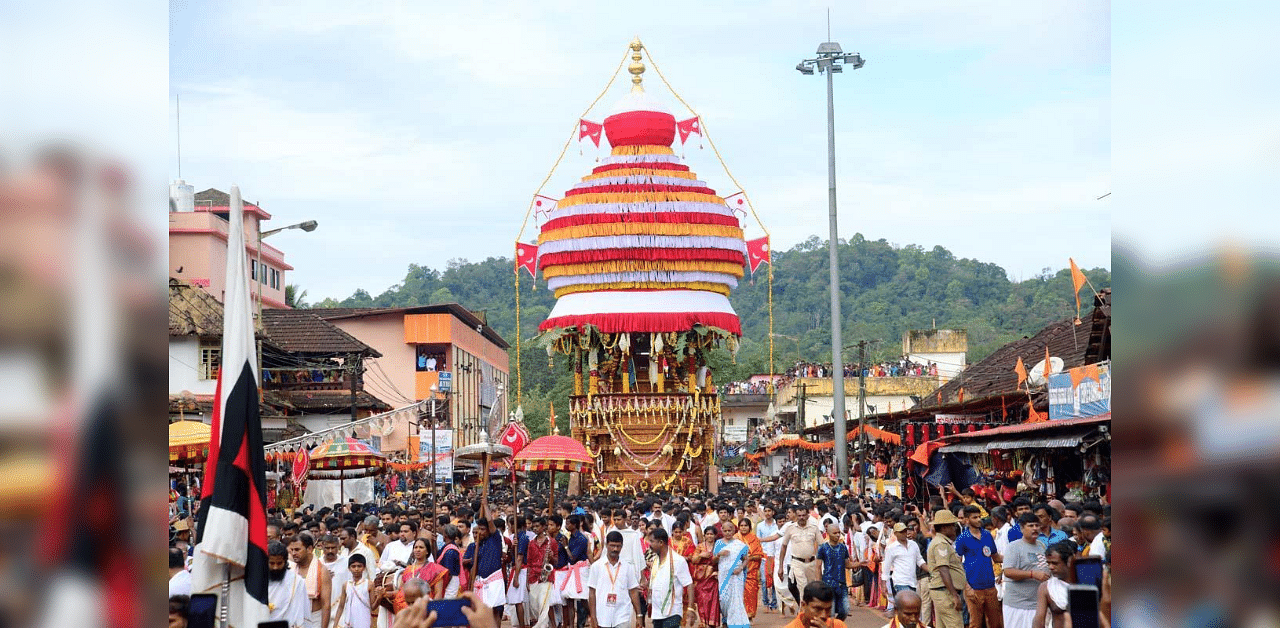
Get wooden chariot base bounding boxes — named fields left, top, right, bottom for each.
left=569, top=392, right=720, bottom=494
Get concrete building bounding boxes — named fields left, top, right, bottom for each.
left=314, top=305, right=510, bottom=452
left=773, top=376, right=939, bottom=432
left=903, top=329, right=968, bottom=382
left=169, top=184, right=293, bottom=309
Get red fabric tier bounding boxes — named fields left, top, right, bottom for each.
left=541, top=211, right=740, bottom=230
left=538, top=311, right=742, bottom=334
left=603, top=110, right=677, bottom=147
left=563, top=184, right=717, bottom=197
left=538, top=248, right=746, bottom=267
left=592, top=161, right=690, bottom=174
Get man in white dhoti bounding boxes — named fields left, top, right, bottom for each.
left=268, top=541, right=310, bottom=628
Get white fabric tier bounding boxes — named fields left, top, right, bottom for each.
left=571, top=175, right=708, bottom=189
left=545, top=270, right=740, bottom=291
left=607, top=90, right=673, bottom=116
left=549, top=200, right=735, bottom=219
left=598, top=153, right=684, bottom=165
left=546, top=289, right=738, bottom=318
left=538, top=234, right=747, bottom=255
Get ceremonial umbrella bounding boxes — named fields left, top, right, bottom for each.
left=169, top=420, right=211, bottom=465
left=511, top=433, right=592, bottom=510
left=307, top=437, right=388, bottom=502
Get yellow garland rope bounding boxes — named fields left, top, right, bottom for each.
left=515, top=44, right=631, bottom=243
left=643, top=45, right=776, bottom=388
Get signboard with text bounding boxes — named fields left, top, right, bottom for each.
left=1049, top=362, right=1111, bottom=420
left=417, top=429, right=454, bottom=481
left=437, top=371, right=452, bottom=392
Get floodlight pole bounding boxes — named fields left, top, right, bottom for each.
left=799, top=42, right=864, bottom=489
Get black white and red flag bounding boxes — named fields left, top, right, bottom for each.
left=190, top=185, right=270, bottom=627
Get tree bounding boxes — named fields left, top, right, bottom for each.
left=285, top=284, right=309, bottom=308
left=429, top=287, right=456, bottom=305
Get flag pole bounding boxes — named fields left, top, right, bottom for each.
left=220, top=564, right=230, bottom=628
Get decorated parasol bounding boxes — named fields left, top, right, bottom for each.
left=512, top=431, right=593, bottom=507
left=498, top=415, right=532, bottom=512
left=169, top=420, right=211, bottom=465
left=307, top=437, right=387, bottom=502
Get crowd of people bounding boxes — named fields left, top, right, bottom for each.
left=781, top=359, right=939, bottom=382
left=169, top=476, right=1110, bottom=628
left=719, top=380, right=773, bottom=396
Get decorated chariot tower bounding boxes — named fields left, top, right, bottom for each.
left=529, top=39, right=756, bottom=494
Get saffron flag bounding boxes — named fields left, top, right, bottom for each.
left=1026, top=400, right=1046, bottom=423
left=190, top=186, right=271, bottom=628
left=533, top=194, right=557, bottom=217
left=746, top=236, right=771, bottom=273
left=515, top=241, right=539, bottom=276
left=1014, top=356, right=1028, bottom=389
left=676, top=116, right=702, bottom=143
left=1069, top=258, right=1087, bottom=315
left=578, top=119, right=603, bottom=147
left=1044, top=346, right=1052, bottom=381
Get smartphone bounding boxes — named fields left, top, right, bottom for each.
left=1068, top=584, right=1100, bottom=628
left=428, top=598, right=473, bottom=627
left=187, top=593, right=218, bottom=628
left=1073, top=556, right=1103, bottom=589
left=258, top=622, right=289, bottom=628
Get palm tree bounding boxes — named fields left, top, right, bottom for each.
left=285, top=284, right=309, bottom=309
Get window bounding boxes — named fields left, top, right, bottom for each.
left=250, top=260, right=257, bottom=281
left=199, top=345, right=221, bottom=380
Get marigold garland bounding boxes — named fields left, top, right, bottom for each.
left=611, top=145, right=675, bottom=156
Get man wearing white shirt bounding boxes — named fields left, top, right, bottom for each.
left=588, top=531, right=642, bottom=628
left=642, top=529, right=694, bottom=628
left=378, top=521, right=415, bottom=575
left=660, top=505, right=676, bottom=535
left=267, top=541, right=310, bottom=628
left=882, top=523, right=927, bottom=594
left=1081, top=515, right=1108, bottom=558
left=168, top=548, right=191, bottom=598
left=756, top=506, right=783, bottom=612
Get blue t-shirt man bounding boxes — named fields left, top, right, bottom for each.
left=816, top=540, right=850, bottom=586
left=955, top=525, right=999, bottom=590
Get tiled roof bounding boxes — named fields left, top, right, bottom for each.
left=274, top=389, right=391, bottom=411
left=193, top=188, right=262, bottom=210
left=919, top=291, right=1111, bottom=408
left=261, top=309, right=381, bottom=357
left=313, top=303, right=511, bottom=349
left=169, top=278, right=223, bottom=337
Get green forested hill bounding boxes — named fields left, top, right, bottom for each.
left=311, top=234, right=1109, bottom=435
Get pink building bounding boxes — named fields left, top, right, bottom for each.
left=169, top=183, right=293, bottom=309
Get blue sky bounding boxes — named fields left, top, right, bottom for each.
left=169, top=0, right=1111, bottom=301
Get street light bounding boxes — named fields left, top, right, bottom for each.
left=797, top=38, right=865, bottom=489
left=257, top=219, right=318, bottom=313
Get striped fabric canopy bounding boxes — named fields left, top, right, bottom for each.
left=169, top=420, right=211, bottom=463
left=308, top=437, right=388, bottom=473
left=511, top=435, right=593, bottom=473
left=537, top=90, right=744, bottom=335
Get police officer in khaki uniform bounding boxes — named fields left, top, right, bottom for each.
left=926, top=510, right=967, bottom=628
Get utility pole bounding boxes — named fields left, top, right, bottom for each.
left=796, top=382, right=808, bottom=435
left=349, top=353, right=359, bottom=422
left=857, top=340, right=868, bottom=495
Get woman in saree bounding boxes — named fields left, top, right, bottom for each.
left=737, top=518, right=765, bottom=620
left=714, top=522, right=751, bottom=628
left=690, top=526, right=721, bottom=628
left=671, top=519, right=696, bottom=559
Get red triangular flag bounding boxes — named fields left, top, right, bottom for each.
left=515, top=241, right=538, bottom=277
left=746, top=236, right=771, bottom=273
left=676, top=116, right=702, bottom=143
left=578, top=119, right=603, bottom=147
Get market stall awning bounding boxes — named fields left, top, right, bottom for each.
left=933, top=416, right=1110, bottom=454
